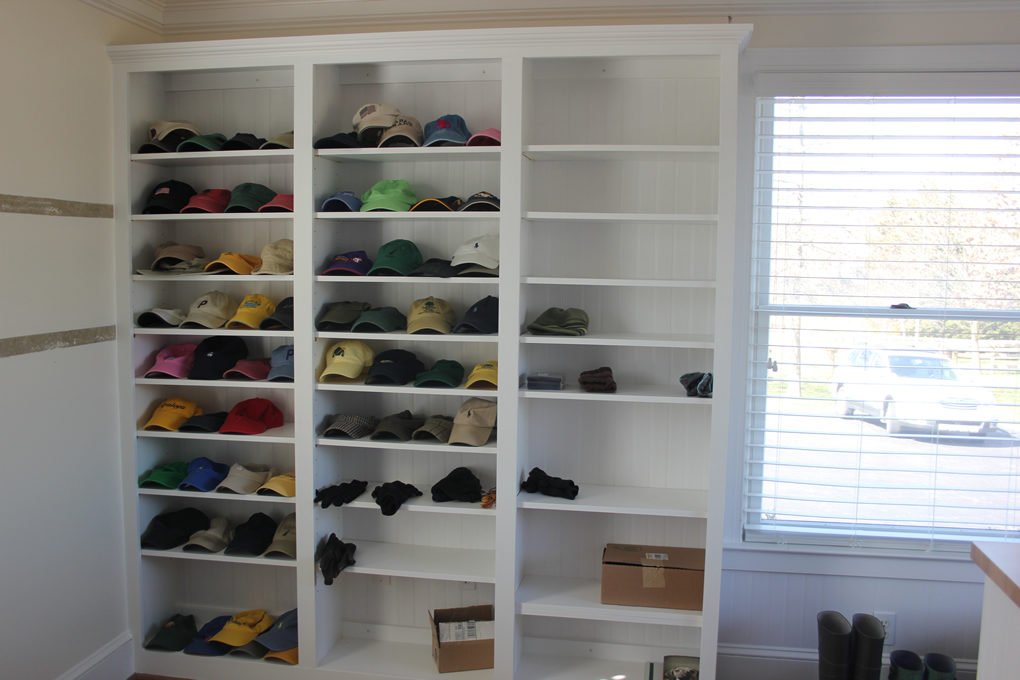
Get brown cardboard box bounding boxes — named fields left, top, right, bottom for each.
left=430, top=604, right=494, bottom=673
left=601, top=543, right=705, bottom=610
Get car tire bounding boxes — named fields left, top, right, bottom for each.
left=884, top=399, right=903, bottom=434
left=835, top=386, right=853, bottom=416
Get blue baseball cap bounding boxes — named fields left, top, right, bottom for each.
left=323, top=250, right=372, bottom=276
left=424, top=114, right=471, bottom=146
left=183, top=615, right=232, bottom=656
left=267, top=344, right=294, bottom=382
left=321, top=191, right=362, bottom=212
left=255, top=608, right=298, bottom=651
left=178, top=457, right=230, bottom=492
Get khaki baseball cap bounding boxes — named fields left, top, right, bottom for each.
left=379, top=114, right=424, bottom=147
left=319, top=340, right=374, bottom=382
left=448, top=398, right=497, bottom=446
left=183, top=517, right=234, bottom=553
left=252, top=239, right=293, bottom=275
left=352, top=103, right=400, bottom=144
left=181, top=291, right=238, bottom=328
left=263, top=513, right=297, bottom=558
left=407, top=296, right=456, bottom=334
left=215, top=463, right=274, bottom=494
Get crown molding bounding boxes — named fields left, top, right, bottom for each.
left=86, top=0, right=1020, bottom=36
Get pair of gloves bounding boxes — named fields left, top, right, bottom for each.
left=317, top=533, right=357, bottom=585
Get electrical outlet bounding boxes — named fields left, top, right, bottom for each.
left=874, top=611, right=896, bottom=645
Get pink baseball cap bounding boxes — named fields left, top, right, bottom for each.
left=259, top=193, right=294, bottom=213
left=181, top=189, right=231, bottom=213
left=466, top=128, right=501, bottom=146
left=223, top=358, right=272, bottom=381
left=143, top=343, right=198, bottom=379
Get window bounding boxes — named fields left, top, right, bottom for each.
left=746, top=96, right=1020, bottom=550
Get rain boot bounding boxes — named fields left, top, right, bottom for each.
left=888, top=650, right=924, bottom=680
left=851, top=613, right=885, bottom=680
left=818, top=610, right=853, bottom=680
left=924, top=652, right=957, bottom=680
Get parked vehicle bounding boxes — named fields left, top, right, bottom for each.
left=832, top=348, right=998, bottom=434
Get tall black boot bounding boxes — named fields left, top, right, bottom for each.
left=851, top=613, right=886, bottom=680
left=818, top=610, right=853, bottom=680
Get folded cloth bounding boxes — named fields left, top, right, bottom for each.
left=317, top=533, right=356, bottom=586
left=431, top=467, right=483, bottom=503
left=372, top=480, right=422, bottom=515
left=314, top=479, right=368, bottom=508
left=520, top=466, right=579, bottom=500
left=526, top=307, right=589, bottom=336
left=526, top=373, right=564, bottom=390
left=578, top=366, right=617, bottom=393
left=680, top=371, right=713, bottom=397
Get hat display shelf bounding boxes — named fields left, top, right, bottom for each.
left=112, top=25, right=748, bottom=680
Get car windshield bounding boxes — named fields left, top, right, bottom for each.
left=887, top=355, right=958, bottom=380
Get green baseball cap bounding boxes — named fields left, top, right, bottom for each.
left=177, top=133, right=227, bottom=152
left=351, top=306, right=407, bottom=333
left=527, top=307, right=590, bottom=336
left=414, top=359, right=465, bottom=388
left=226, top=182, right=276, bottom=212
left=368, top=239, right=423, bottom=276
left=138, top=461, right=189, bottom=488
left=359, top=179, right=417, bottom=212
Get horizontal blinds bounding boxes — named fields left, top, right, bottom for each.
left=747, top=96, right=1020, bottom=550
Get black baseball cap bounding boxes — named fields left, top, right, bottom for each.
left=188, top=336, right=249, bottom=380
left=313, top=132, right=362, bottom=149
left=221, top=132, right=266, bottom=150
left=365, top=349, right=425, bottom=385
left=260, top=296, right=294, bottom=330
left=142, top=180, right=196, bottom=214
left=225, top=512, right=278, bottom=556
left=409, top=258, right=465, bottom=278
left=453, top=295, right=499, bottom=334
left=140, top=507, right=210, bottom=550
left=178, top=412, right=229, bottom=432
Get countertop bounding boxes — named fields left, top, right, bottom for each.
left=971, top=542, right=1020, bottom=609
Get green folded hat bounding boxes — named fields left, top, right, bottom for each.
left=176, top=133, right=227, bottom=152
left=368, top=239, right=423, bottom=276
left=360, top=179, right=417, bottom=212
left=527, top=307, right=589, bottom=336
left=414, top=359, right=465, bottom=388
left=226, top=182, right=277, bottom=212
left=138, top=461, right=189, bottom=488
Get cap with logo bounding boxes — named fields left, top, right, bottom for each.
left=255, top=608, right=298, bottom=652
left=178, top=412, right=229, bottom=432
left=453, top=295, right=499, bottom=334
left=222, top=358, right=271, bottom=381
left=258, top=473, right=296, bottom=498
left=412, top=414, right=455, bottom=442
left=250, top=239, right=293, bottom=275
left=451, top=233, right=499, bottom=269
left=181, top=188, right=231, bottom=213
left=182, top=615, right=232, bottom=657
left=142, top=180, right=196, bottom=214
left=458, top=190, right=501, bottom=211
left=413, top=359, right=465, bottom=388
left=351, top=306, right=407, bottom=333
left=215, top=463, right=274, bottom=494
left=208, top=609, right=276, bottom=647
left=410, top=196, right=463, bottom=212
left=365, top=349, right=425, bottom=386
left=219, top=398, right=285, bottom=435
left=266, top=344, right=295, bottom=382
left=323, top=413, right=379, bottom=439
left=138, top=120, right=199, bottom=153
left=368, top=239, right=423, bottom=275
left=183, top=516, right=234, bottom=553
left=467, top=127, right=501, bottom=146
left=177, top=132, right=228, bottom=152
left=319, top=340, right=374, bottom=382
left=221, top=132, right=267, bottom=151
left=179, top=456, right=231, bottom=492
left=140, top=507, right=209, bottom=550
left=226, top=294, right=276, bottom=329
left=262, top=513, right=297, bottom=558
left=323, top=250, right=372, bottom=276
left=143, top=397, right=202, bottom=431
left=144, top=614, right=198, bottom=651
left=259, top=193, right=293, bottom=212
left=424, top=114, right=471, bottom=146
left=143, top=343, right=197, bottom=379
left=370, top=409, right=426, bottom=441
left=379, top=114, right=424, bottom=147
left=352, top=103, right=401, bottom=145
left=225, top=183, right=276, bottom=212
left=138, top=461, right=189, bottom=489
left=466, top=360, right=498, bottom=389
left=225, top=513, right=278, bottom=556
left=137, top=307, right=186, bottom=328
left=204, top=252, right=262, bottom=275
left=314, top=131, right=362, bottom=149
left=261, top=131, right=294, bottom=149
left=526, top=307, right=590, bottom=336
left=321, top=190, right=363, bottom=212
left=188, top=336, right=248, bottom=380
left=181, top=291, right=239, bottom=328
left=316, top=301, right=371, bottom=331
left=360, top=180, right=417, bottom=212
left=149, top=242, right=206, bottom=271
left=449, top=397, right=498, bottom=446
left=407, top=297, right=456, bottom=334
left=261, top=297, right=294, bottom=330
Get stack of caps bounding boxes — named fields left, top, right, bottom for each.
left=314, top=106, right=499, bottom=150
left=138, top=123, right=292, bottom=154
left=526, top=307, right=589, bottom=336
left=141, top=397, right=284, bottom=435
left=142, top=180, right=292, bottom=214
left=137, top=290, right=293, bottom=331
left=578, top=366, right=616, bottom=393
left=320, top=182, right=499, bottom=215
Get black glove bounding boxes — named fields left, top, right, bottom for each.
left=315, top=479, right=368, bottom=508
left=372, top=480, right=422, bottom=515
left=521, top=467, right=579, bottom=500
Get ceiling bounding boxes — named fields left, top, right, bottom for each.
left=82, top=0, right=1020, bottom=36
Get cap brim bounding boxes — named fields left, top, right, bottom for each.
left=448, top=423, right=494, bottom=446
left=319, top=361, right=366, bottom=381
left=180, top=310, right=228, bottom=328
left=264, top=647, right=299, bottom=664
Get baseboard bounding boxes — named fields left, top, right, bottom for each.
left=718, top=644, right=977, bottom=680
left=55, top=630, right=133, bottom=680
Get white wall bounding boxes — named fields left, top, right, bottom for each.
left=0, top=2, right=157, bottom=678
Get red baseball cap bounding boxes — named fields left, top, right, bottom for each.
left=219, top=398, right=284, bottom=435
left=181, top=188, right=231, bottom=213
left=259, top=193, right=294, bottom=213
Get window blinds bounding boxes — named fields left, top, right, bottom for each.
left=746, top=96, right=1020, bottom=550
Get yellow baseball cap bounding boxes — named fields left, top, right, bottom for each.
left=264, top=646, right=298, bottom=664
left=319, top=340, right=374, bottom=382
left=407, top=296, right=456, bottom=334
left=208, top=609, right=275, bottom=647
left=466, top=360, right=498, bottom=389
left=257, top=472, right=296, bottom=497
left=204, top=252, right=262, bottom=275
left=143, top=397, right=202, bottom=431
left=226, top=294, right=276, bottom=329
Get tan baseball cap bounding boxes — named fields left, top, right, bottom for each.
left=448, top=398, right=497, bottom=446
left=181, top=290, right=238, bottom=328
left=319, top=340, right=374, bottom=382
left=215, top=463, right=274, bottom=494
left=183, top=517, right=234, bottom=553
left=263, top=513, right=297, bottom=558
left=352, top=103, right=400, bottom=145
left=252, top=239, right=293, bottom=275
left=407, top=296, right=456, bottom=334
left=379, top=114, right=424, bottom=147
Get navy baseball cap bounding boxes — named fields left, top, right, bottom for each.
left=188, top=336, right=249, bottom=380
left=140, top=507, right=210, bottom=550
left=142, top=180, right=196, bottom=214
left=365, top=349, right=425, bottom=385
left=255, top=608, right=298, bottom=651
left=453, top=295, right=499, bottom=334
left=183, top=615, right=232, bottom=656
left=225, top=512, right=278, bottom=556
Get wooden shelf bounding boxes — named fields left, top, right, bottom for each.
left=342, top=540, right=495, bottom=583
left=132, top=273, right=294, bottom=282
left=134, top=378, right=295, bottom=390
left=315, top=275, right=498, bottom=284
left=131, top=212, right=292, bottom=221
left=316, top=211, right=499, bottom=220
left=523, top=276, right=715, bottom=288
left=315, top=331, right=497, bottom=343
left=317, top=147, right=500, bottom=162
left=520, top=331, right=715, bottom=349
left=319, top=638, right=494, bottom=680
left=130, top=149, right=293, bottom=165
left=523, top=144, right=719, bottom=160
left=133, top=327, right=294, bottom=338
left=518, top=653, right=655, bottom=680
left=140, top=546, right=297, bottom=567
left=136, top=423, right=295, bottom=444
left=317, top=437, right=498, bottom=455
left=316, top=382, right=497, bottom=397
left=137, top=487, right=296, bottom=504
left=521, top=385, right=711, bottom=404
left=524, top=211, right=718, bottom=223
left=338, top=482, right=495, bottom=516
left=517, top=483, right=708, bottom=518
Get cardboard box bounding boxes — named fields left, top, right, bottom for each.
left=430, top=604, right=494, bottom=673
left=601, top=544, right=705, bottom=610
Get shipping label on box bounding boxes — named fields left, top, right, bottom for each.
left=601, top=543, right=705, bottom=610
left=430, top=604, right=494, bottom=673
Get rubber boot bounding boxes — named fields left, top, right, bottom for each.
left=851, top=613, right=885, bottom=680
left=924, top=653, right=957, bottom=680
left=888, top=650, right=924, bottom=680
left=818, top=610, right=853, bottom=680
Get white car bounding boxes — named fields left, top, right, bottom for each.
left=832, top=348, right=999, bottom=435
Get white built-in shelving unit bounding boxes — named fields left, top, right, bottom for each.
left=111, top=24, right=749, bottom=680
